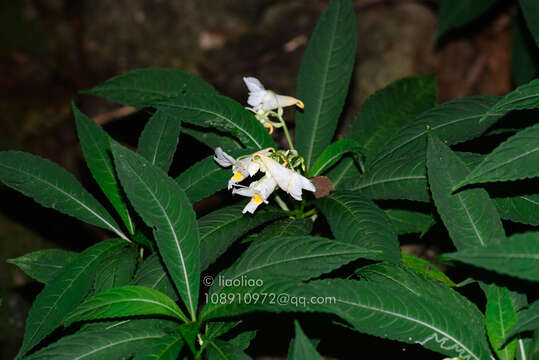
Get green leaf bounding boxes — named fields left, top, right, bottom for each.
left=206, top=339, right=251, bottom=360
left=385, top=209, right=435, bottom=237
left=241, top=217, right=313, bottom=244
left=309, top=139, right=363, bottom=177
left=155, top=94, right=274, bottom=149
left=316, top=191, right=400, bottom=263
left=427, top=134, right=505, bottom=250
left=329, top=75, right=437, bottom=189
left=512, top=14, right=539, bottom=86
left=181, top=125, right=243, bottom=152
left=368, top=96, right=500, bottom=170
left=441, top=231, right=539, bottom=282
left=64, top=285, right=188, bottom=326
left=401, top=253, right=456, bottom=287
left=73, top=103, right=135, bottom=235
left=111, top=142, right=200, bottom=320
left=205, top=321, right=241, bottom=340
left=179, top=322, right=198, bottom=355
left=199, top=203, right=283, bottom=271
left=94, top=245, right=138, bottom=293
left=137, top=110, right=182, bottom=173
left=345, top=74, right=438, bottom=159
left=295, top=0, right=357, bottom=170
left=289, top=321, right=323, bottom=360
left=202, top=266, right=491, bottom=360
left=519, top=0, right=539, bottom=47
left=133, top=335, right=184, bottom=360
left=7, top=248, right=78, bottom=284
left=506, top=300, right=539, bottom=340
left=494, top=193, right=539, bottom=226
left=25, top=326, right=172, bottom=360
left=229, top=331, right=256, bottom=351
left=456, top=123, right=539, bottom=189
left=16, top=239, right=126, bottom=359
left=176, top=149, right=251, bottom=203
left=132, top=253, right=178, bottom=302
left=83, top=67, right=217, bottom=108
left=0, top=151, right=129, bottom=241
left=346, top=143, right=430, bottom=202
left=486, top=285, right=517, bottom=360
left=211, top=235, right=381, bottom=294
left=436, top=0, right=499, bottom=41
left=480, top=79, right=539, bottom=124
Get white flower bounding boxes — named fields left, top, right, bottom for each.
left=243, top=77, right=304, bottom=112
left=232, top=176, right=277, bottom=214
left=257, top=155, right=315, bottom=201
left=214, top=147, right=263, bottom=189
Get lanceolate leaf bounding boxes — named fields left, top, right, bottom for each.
left=176, top=149, right=252, bottom=203
left=519, top=0, right=539, bottom=47
left=330, top=75, right=437, bottom=189
left=25, top=327, right=172, bottom=360
left=427, top=134, right=505, bottom=250
left=16, top=239, right=126, bottom=359
left=506, top=300, right=539, bottom=340
left=401, top=253, right=456, bottom=287
left=295, top=0, right=357, bottom=170
left=0, top=151, right=129, bottom=242
left=346, top=74, right=438, bottom=159
left=480, top=78, right=539, bottom=124
left=456, top=123, right=539, bottom=188
left=494, top=193, right=539, bottom=226
left=111, top=142, right=200, bottom=320
left=64, top=285, right=188, bottom=326
left=73, top=103, right=135, bottom=234
left=368, top=96, right=500, bottom=170
left=94, top=245, right=138, bottom=293
left=199, top=203, right=283, bottom=271
left=316, top=191, right=401, bottom=263
left=441, top=231, right=539, bottom=282
left=206, top=339, right=251, bottom=360
left=211, top=235, right=381, bottom=294
left=289, top=321, right=323, bottom=360
left=486, top=285, right=517, bottom=360
left=132, top=253, right=178, bottom=302
left=347, top=143, right=429, bottom=202
left=155, top=95, right=274, bottom=149
left=242, top=217, right=313, bottom=244
left=181, top=124, right=243, bottom=152
left=137, top=110, right=182, bottom=173
left=309, top=139, right=363, bottom=177
left=436, top=0, right=499, bottom=41
left=384, top=209, right=435, bottom=237
left=202, top=266, right=491, bottom=360
left=133, top=335, right=184, bottom=360
left=7, top=248, right=78, bottom=284
left=83, top=67, right=217, bottom=108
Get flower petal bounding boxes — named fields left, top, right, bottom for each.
left=214, top=147, right=236, bottom=167
left=243, top=77, right=265, bottom=93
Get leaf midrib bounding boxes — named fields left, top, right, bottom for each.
left=337, top=298, right=480, bottom=360
left=304, top=0, right=340, bottom=169
left=125, top=161, right=195, bottom=318
left=0, top=162, right=126, bottom=241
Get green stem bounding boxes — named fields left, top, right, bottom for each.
left=274, top=194, right=290, bottom=211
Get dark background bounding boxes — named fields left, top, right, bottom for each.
left=0, top=0, right=531, bottom=358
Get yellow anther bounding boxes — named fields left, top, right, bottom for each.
left=232, top=172, right=243, bottom=181
left=253, top=193, right=263, bottom=204
left=296, top=99, right=304, bottom=109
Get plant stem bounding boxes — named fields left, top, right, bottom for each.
left=274, top=194, right=290, bottom=211
left=277, top=112, right=295, bottom=151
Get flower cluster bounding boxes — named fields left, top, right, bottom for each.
left=214, top=147, right=315, bottom=214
